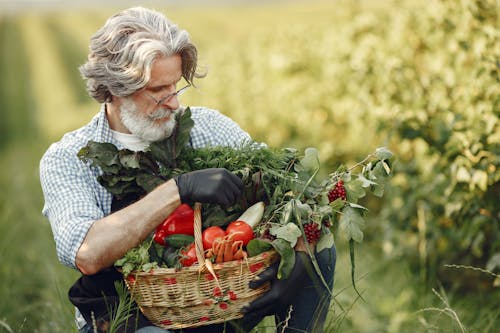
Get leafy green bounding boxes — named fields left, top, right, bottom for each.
left=149, top=108, right=194, bottom=169
left=115, top=240, right=157, bottom=276
left=270, top=238, right=295, bottom=279
left=247, top=239, right=273, bottom=257
left=339, top=206, right=366, bottom=243
left=316, top=229, right=335, bottom=252
left=270, top=223, right=302, bottom=247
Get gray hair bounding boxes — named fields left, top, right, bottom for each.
left=80, top=7, right=204, bottom=103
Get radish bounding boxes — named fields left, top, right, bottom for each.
left=237, top=202, right=265, bottom=228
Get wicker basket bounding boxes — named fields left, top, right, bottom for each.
left=124, top=203, right=278, bottom=329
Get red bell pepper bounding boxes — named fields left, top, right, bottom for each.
left=154, top=203, right=195, bottom=246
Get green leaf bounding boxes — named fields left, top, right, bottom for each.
left=348, top=202, right=368, bottom=210
left=271, top=238, right=295, bottom=279
left=339, top=206, right=366, bottom=243
left=281, top=200, right=294, bottom=225
left=372, top=161, right=390, bottom=179
left=329, top=198, right=345, bottom=212
left=344, top=179, right=366, bottom=202
left=375, top=147, right=393, bottom=160
left=78, top=141, right=121, bottom=173
left=357, top=174, right=377, bottom=188
left=119, top=151, right=141, bottom=169
left=136, top=173, right=164, bottom=193
left=148, top=108, right=194, bottom=168
left=247, top=238, right=273, bottom=257
left=175, top=107, right=195, bottom=156
left=149, top=139, right=175, bottom=168
left=371, top=183, right=385, bottom=197
left=302, top=147, right=320, bottom=171
left=316, top=229, right=335, bottom=252
left=270, top=222, right=302, bottom=247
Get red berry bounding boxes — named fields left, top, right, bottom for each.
left=303, top=222, right=321, bottom=243
left=328, top=180, right=347, bottom=202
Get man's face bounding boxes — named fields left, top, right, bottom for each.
left=119, top=54, right=184, bottom=142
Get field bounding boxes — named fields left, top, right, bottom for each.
left=0, top=0, right=499, bottom=332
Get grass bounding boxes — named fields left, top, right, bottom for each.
left=0, top=140, right=80, bottom=333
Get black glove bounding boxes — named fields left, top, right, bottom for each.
left=174, top=168, right=244, bottom=207
left=242, top=251, right=311, bottom=321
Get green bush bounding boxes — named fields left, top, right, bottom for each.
left=368, top=0, right=499, bottom=289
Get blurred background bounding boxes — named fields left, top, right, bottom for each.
left=0, top=0, right=498, bottom=332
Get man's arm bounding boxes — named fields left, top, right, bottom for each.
left=75, top=179, right=180, bottom=275
left=76, top=167, right=244, bottom=275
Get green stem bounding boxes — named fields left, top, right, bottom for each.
left=347, top=153, right=375, bottom=172
left=349, top=239, right=365, bottom=301
left=296, top=165, right=320, bottom=202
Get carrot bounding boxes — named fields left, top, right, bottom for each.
left=212, top=239, right=221, bottom=256
left=232, top=240, right=243, bottom=254
left=215, top=241, right=225, bottom=264
left=205, top=248, right=214, bottom=259
left=223, top=240, right=233, bottom=262
left=233, top=249, right=247, bottom=260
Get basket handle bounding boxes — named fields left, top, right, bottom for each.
left=193, top=202, right=206, bottom=267
left=193, top=203, right=222, bottom=286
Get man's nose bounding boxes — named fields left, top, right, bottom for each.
left=162, top=94, right=180, bottom=110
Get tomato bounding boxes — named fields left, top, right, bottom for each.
left=225, top=220, right=254, bottom=246
left=202, top=226, right=226, bottom=249
left=179, top=243, right=198, bottom=267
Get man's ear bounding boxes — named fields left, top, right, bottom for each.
left=105, top=98, right=127, bottom=132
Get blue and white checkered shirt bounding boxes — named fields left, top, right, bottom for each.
left=40, top=105, right=251, bottom=270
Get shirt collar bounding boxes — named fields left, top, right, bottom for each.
left=93, top=104, right=124, bottom=149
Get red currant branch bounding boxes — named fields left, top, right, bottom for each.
left=347, top=153, right=376, bottom=172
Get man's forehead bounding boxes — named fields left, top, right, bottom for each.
left=147, top=54, right=183, bottom=87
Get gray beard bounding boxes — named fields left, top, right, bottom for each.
left=119, top=98, right=179, bottom=142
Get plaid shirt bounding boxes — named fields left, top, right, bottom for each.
left=40, top=105, right=251, bottom=269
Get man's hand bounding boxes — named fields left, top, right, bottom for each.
left=242, top=251, right=311, bottom=321
left=174, top=168, right=244, bottom=207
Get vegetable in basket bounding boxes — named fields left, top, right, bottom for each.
left=153, top=203, right=195, bottom=246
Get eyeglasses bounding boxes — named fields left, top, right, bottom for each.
left=146, top=84, right=190, bottom=106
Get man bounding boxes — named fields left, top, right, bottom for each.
left=39, top=7, right=335, bottom=333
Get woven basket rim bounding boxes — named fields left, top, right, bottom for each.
left=125, top=249, right=276, bottom=276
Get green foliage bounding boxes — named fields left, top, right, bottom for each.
left=363, top=0, right=500, bottom=288
left=80, top=109, right=392, bottom=282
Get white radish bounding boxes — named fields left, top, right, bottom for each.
left=237, top=202, right=265, bottom=228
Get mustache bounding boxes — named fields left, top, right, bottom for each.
left=147, top=107, right=181, bottom=121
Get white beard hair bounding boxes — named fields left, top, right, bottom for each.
left=119, top=98, right=179, bottom=142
